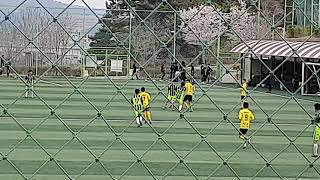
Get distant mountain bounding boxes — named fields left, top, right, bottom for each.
left=1, top=0, right=58, bottom=7
left=0, top=0, right=81, bottom=8
left=0, top=0, right=106, bottom=35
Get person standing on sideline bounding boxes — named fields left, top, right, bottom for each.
left=6, top=57, right=11, bottom=78
left=132, top=63, right=138, bottom=80
left=180, top=61, right=186, bottom=82
left=267, top=75, right=273, bottom=93
left=174, top=62, right=179, bottom=82
left=0, top=55, right=4, bottom=75
left=160, top=63, right=165, bottom=81
left=206, top=64, right=212, bottom=83
left=170, top=62, right=174, bottom=80
left=25, top=70, right=35, bottom=98
left=190, top=64, right=195, bottom=78
left=200, top=64, right=206, bottom=83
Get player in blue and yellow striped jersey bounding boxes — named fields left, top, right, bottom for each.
left=190, top=80, right=196, bottom=112
left=239, top=102, right=255, bottom=149
left=132, top=89, right=143, bottom=127
left=312, top=103, right=320, bottom=157
left=163, top=82, right=178, bottom=111
left=177, top=82, right=186, bottom=112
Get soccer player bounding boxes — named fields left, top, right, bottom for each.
left=182, top=79, right=194, bottom=112
left=177, top=82, right=185, bottom=112
left=163, top=82, right=177, bottom=111
left=190, top=80, right=196, bottom=112
left=25, top=69, right=35, bottom=98
left=140, top=87, right=152, bottom=124
left=239, top=102, right=255, bottom=149
left=312, top=103, right=320, bottom=157
left=132, top=89, right=143, bottom=127
left=240, top=79, right=248, bottom=100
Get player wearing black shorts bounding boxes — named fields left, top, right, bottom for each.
left=239, top=102, right=255, bottom=149
left=182, top=80, right=194, bottom=112
left=240, top=79, right=247, bottom=100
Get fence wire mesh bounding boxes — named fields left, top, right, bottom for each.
left=0, top=0, right=320, bottom=179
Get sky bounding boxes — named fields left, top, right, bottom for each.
left=56, top=0, right=107, bottom=9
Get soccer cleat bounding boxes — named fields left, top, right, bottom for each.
left=311, top=154, right=318, bottom=157
left=243, top=143, right=247, bottom=149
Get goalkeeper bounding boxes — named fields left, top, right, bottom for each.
left=312, top=103, right=320, bottom=157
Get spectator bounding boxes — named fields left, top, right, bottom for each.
left=206, top=64, right=212, bottom=83
left=190, top=64, right=195, bottom=77
left=174, top=62, right=179, bottom=82
left=0, top=55, right=4, bottom=75
left=132, top=63, right=138, bottom=80
left=180, top=61, right=186, bottom=82
left=5, top=56, right=11, bottom=78
left=201, top=64, right=206, bottom=83
left=293, top=72, right=300, bottom=92
left=267, top=75, right=273, bottom=93
left=160, top=63, right=165, bottom=81
left=170, top=62, right=174, bottom=80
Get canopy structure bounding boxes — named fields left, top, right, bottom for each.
left=231, top=40, right=320, bottom=59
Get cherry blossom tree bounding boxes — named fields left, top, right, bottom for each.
left=180, top=0, right=263, bottom=46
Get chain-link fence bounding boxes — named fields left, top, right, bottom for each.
left=0, top=0, right=320, bottom=179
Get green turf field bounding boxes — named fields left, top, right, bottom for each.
left=0, top=77, right=319, bottom=180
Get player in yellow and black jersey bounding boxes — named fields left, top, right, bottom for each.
left=177, top=82, right=186, bottom=112
left=239, top=102, right=255, bottom=149
left=240, top=79, right=248, bottom=100
left=140, top=87, right=152, bottom=124
left=312, top=103, right=320, bottom=157
left=182, top=79, right=194, bottom=112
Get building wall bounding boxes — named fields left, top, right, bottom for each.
left=295, top=0, right=320, bottom=26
